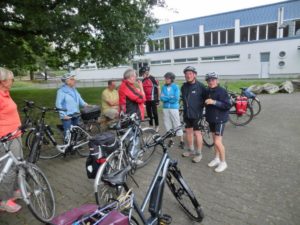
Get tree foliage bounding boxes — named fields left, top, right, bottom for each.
left=0, top=0, right=161, bottom=71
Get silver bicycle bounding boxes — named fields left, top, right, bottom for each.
left=0, top=128, right=55, bottom=222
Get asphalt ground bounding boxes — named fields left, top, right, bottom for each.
left=0, top=92, right=299, bottom=225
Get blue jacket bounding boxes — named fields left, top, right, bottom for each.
left=55, top=84, right=87, bottom=119
left=205, top=86, right=231, bottom=123
left=160, top=83, right=180, bottom=109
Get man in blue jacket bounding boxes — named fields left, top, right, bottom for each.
left=204, top=72, right=231, bottom=172
left=181, top=66, right=206, bottom=163
left=56, top=72, right=88, bottom=137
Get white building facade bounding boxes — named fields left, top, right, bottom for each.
left=77, top=0, right=300, bottom=80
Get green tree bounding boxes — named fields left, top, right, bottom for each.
left=0, top=0, right=161, bottom=75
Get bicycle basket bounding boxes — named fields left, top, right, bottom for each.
left=81, top=105, right=101, bottom=121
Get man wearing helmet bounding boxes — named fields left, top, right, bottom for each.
left=181, top=66, right=206, bottom=163
left=204, top=72, right=231, bottom=172
left=140, top=66, right=160, bottom=131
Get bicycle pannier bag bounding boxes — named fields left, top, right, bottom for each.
left=235, top=96, right=248, bottom=115
left=86, top=132, right=119, bottom=179
left=81, top=105, right=101, bottom=120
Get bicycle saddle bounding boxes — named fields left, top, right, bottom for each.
left=102, top=166, right=132, bottom=186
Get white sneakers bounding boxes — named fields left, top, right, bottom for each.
left=192, top=154, right=202, bottom=163
left=208, top=158, right=227, bottom=172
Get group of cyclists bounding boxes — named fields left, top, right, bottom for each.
left=0, top=64, right=231, bottom=214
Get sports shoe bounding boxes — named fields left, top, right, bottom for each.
left=182, top=150, right=196, bottom=157
left=208, top=158, right=220, bottom=167
left=215, top=161, right=228, bottom=172
left=192, top=153, right=202, bottom=163
left=0, top=199, right=22, bottom=213
left=179, top=141, right=185, bottom=149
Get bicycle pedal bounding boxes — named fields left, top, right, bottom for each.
left=159, top=214, right=172, bottom=225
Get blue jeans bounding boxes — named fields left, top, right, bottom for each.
left=62, top=117, right=80, bottom=137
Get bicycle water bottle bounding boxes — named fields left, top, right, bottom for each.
left=130, top=135, right=140, bottom=159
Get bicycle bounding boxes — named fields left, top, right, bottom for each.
left=239, top=87, right=261, bottom=117
left=0, top=128, right=55, bottom=223
left=93, top=113, right=157, bottom=205
left=228, top=92, right=254, bottom=126
left=25, top=102, right=100, bottom=163
left=100, top=124, right=204, bottom=224
left=179, top=103, right=214, bottom=147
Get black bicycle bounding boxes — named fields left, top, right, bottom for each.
left=99, top=124, right=204, bottom=224
left=239, top=87, right=261, bottom=117
left=25, top=101, right=101, bottom=163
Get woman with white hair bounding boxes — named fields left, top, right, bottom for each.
left=55, top=72, right=88, bottom=137
left=0, top=67, right=23, bottom=212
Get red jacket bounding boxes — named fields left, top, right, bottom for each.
left=142, top=75, right=159, bottom=101
left=118, top=80, right=146, bottom=119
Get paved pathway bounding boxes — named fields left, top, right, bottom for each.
left=1, top=93, right=299, bottom=225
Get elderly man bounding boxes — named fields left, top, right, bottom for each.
left=101, top=80, right=119, bottom=120
left=118, top=68, right=146, bottom=119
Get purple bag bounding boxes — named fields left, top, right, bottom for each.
left=51, top=204, right=98, bottom=225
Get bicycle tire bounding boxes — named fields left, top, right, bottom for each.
left=249, top=98, right=261, bottom=117
left=166, top=167, right=204, bottom=222
left=95, top=150, right=126, bottom=205
left=26, top=128, right=62, bottom=160
left=75, top=128, right=91, bottom=157
left=27, top=135, right=40, bottom=163
left=136, top=127, right=157, bottom=169
left=200, top=120, right=214, bottom=148
left=228, top=104, right=254, bottom=126
left=19, top=163, right=55, bottom=223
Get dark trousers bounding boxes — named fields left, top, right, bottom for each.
left=146, top=101, right=159, bottom=126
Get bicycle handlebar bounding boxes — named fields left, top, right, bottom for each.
left=23, top=100, right=66, bottom=113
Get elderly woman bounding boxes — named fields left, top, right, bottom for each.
left=55, top=72, right=88, bottom=137
left=0, top=67, right=22, bottom=213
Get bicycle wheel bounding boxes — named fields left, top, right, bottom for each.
left=19, top=163, right=55, bottom=223
left=95, top=150, right=126, bottom=205
left=83, top=120, right=102, bottom=136
left=228, top=104, right=254, bottom=126
left=74, top=128, right=91, bottom=157
left=200, top=120, right=214, bottom=148
left=136, top=127, right=157, bottom=169
left=27, top=135, right=40, bottom=163
left=249, top=98, right=261, bottom=117
left=166, top=167, right=204, bottom=222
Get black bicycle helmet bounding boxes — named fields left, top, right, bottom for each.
left=183, top=66, right=197, bottom=74
left=139, top=66, right=150, bottom=76
left=164, top=72, right=175, bottom=82
left=205, top=72, right=219, bottom=81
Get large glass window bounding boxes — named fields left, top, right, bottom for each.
left=180, top=36, right=186, bottom=48
left=205, top=32, right=211, bottom=46
left=240, top=27, right=248, bottom=42
left=220, top=30, right=226, bottom=44
left=148, top=40, right=154, bottom=52
left=212, top=32, right=218, bottom=45
left=187, top=35, right=193, bottom=48
left=268, top=23, right=277, bottom=39
left=193, top=34, right=199, bottom=47
left=259, top=25, right=266, bottom=40
left=174, top=37, right=180, bottom=49
left=165, top=38, right=170, bottom=50
left=227, top=29, right=234, bottom=43
left=283, top=25, right=289, bottom=38
left=250, top=26, right=257, bottom=41
left=295, top=20, right=300, bottom=35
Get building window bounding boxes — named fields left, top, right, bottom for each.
left=187, top=57, right=198, bottom=62
left=174, top=58, right=187, bottom=63
left=187, top=35, right=193, bottom=48
left=220, top=30, right=226, bottom=44
left=205, top=32, right=211, bottom=46
left=201, top=57, right=214, bottom=61
left=226, top=54, right=240, bottom=60
left=259, top=25, right=266, bottom=40
left=214, top=56, right=225, bottom=60
left=174, top=57, right=198, bottom=64
left=212, top=32, right=218, bottom=45
left=161, top=59, right=171, bottom=64
left=295, top=20, right=300, bottom=35
left=227, top=29, right=234, bottom=43
left=148, top=40, right=154, bottom=52
left=159, top=39, right=165, bottom=51
left=240, top=27, right=248, bottom=42
left=268, top=23, right=277, bottom=39
left=250, top=26, right=257, bottom=41
left=165, top=38, right=170, bottom=50
left=283, top=25, right=289, bottom=38
left=174, top=37, right=180, bottom=49
left=180, top=36, right=186, bottom=48
left=194, top=34, right=199, bottom=47
left=201, top=54, right=240, bottom=62
left=150, top=59, right=171, bottom=65
left=151, top=60, right=161, bottom=65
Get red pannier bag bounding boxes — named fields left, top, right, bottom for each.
left=235, top=96, right=248, bottom=115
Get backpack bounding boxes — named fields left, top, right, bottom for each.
left=235, top=96, right=248, bottom=115
left=85, top=132, right=119, bottom=179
